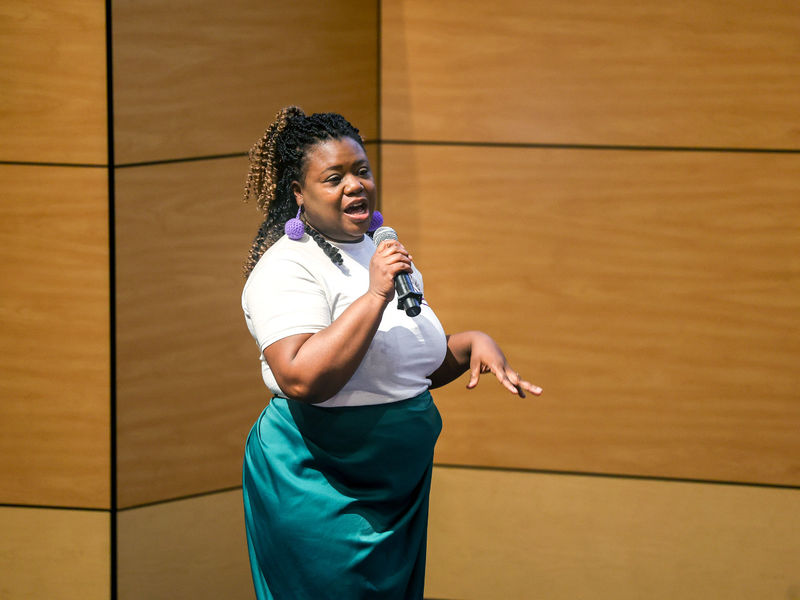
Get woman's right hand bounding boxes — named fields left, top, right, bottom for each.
left=368, top=240, right=413, bottom=302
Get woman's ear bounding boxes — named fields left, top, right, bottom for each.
left=291, top=181, right=303, bottom=205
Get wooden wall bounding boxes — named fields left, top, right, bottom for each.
left=380, top=0, right=800, bottom=598
left=0, top=1, right=110, bottom=598
left=4, top=1, right=798, bottom=598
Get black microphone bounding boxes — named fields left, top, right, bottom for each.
left=373, top=226, right=423, bottom=317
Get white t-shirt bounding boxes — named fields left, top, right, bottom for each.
left=242, top=233, right=448, bottom=407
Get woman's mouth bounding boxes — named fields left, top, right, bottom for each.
left=343, top=200, right=369, bottom=220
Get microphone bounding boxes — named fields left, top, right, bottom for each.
left=373, top=226, right=423, bottom=317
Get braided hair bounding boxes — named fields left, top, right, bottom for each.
left=243, top=106, right=366, bottom=276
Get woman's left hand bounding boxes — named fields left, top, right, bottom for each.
left=466, top=332, right=543, bottom=398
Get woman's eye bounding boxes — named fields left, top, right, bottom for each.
left=326, top=175, right=341, bottom=184
left=358, top=167, right=370, bottom=176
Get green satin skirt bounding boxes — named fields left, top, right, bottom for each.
left=242, top=391, right=441, bottom=600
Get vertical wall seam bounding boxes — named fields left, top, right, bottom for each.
left=376, top=0, right=382, bottom=209
left=104, top=0, right=117, bottom=597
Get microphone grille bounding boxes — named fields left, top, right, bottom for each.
left=372, top=226, right=398, bottom=246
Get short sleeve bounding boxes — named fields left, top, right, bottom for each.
left=243, top=255, right=331, bottom=352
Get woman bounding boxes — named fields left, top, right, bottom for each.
left=241, top=106, right=541, bottom=599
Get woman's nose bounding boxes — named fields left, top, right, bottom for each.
left=343, top=175, right=365, bottom=194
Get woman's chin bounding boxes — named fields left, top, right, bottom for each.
left=343, top=215, right=371, bottom=236
left=344, top=212, right=370, bottom=227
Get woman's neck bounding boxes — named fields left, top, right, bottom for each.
left=303, top=220, right=363, bottom=244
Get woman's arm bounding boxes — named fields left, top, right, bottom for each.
left=428, top=331, right=542, bottom=398
left=263, top=239, right=411, bottom=404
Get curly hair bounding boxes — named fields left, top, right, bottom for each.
left=242, top=106, right=366, bottom=276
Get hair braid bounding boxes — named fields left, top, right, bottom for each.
left=242, top=106, right=365, bottom=276
left=304, top=224, right=343, bottom=266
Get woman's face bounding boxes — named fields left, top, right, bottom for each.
left=292, top=137, right=376, bottom=243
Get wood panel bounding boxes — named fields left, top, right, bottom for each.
left=381, top=144, right=800, bottom=486
left=0, top=506, right=109, bottom=600
left=381, top=0, right=800, bottom=149
left=113, top=0, right=378, bottom=164
left=0, top=165, right=110, bottom=508
left=115, top=158, right=266, bottom=508
left=425, top=466, right=800, bottom=600
left=117, top=489, right=252, bottom=600
left=0, top=0, right=107, bottom=164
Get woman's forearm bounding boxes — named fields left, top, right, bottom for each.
left=265, top=290, right=390, bottom=403
left=428, top=331, right=477, bottom=389
left=428, top=330, right=542, bottom=397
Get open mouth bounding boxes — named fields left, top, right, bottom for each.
left=343, top=200, right=369, bottom=217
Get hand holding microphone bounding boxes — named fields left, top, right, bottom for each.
left=372, top=226, right=423, bottom=317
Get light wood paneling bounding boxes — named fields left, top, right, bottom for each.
left=366, top=142, right=381, bottom=195
left=0, top=165, right=110, bottom=508
left=425, top=466, right=800, bottom=600
left=0, top=1, right=107, bottom=163
left=115, top=158, right=265, bottom=508
left=117, top=489, right=252, bottom=600
left=113, top=0, right=378, bottom=164
left=0, top=506, right=109, bottom=600
left=381, top=144, right=800, bottom=486
left=382, top=0, right=800, bottom=149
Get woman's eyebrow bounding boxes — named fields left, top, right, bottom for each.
left=321, top=159, right=368, bottom=174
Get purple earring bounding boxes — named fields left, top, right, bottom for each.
left=285, top=207, right=305, bottom=240
left=368, top=210, right=384, bottom=232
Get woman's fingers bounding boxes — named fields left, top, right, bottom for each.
left=492, top=364, right=523, bottom=396
left=466, top=359, right=490, bottom=389
left=468, top=361, right=543, bottom=398
left=462, top=332, right=543, bottom=397
left=377, top=241, right=412, bottom=270
left=506, top=367, right=543, bottom=397
left=518, top=379, right=543, bottom=396
left=368, top=241, right=414, bottom=300
left=378, top=240, right=410, bottom=259
left=466, top=364, right=481, bottom=389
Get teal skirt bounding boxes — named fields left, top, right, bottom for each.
left=242, top=391, right=441, bottom=600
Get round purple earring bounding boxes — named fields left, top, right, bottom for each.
left=285, top=207, right=305, bottom=240
left=367, top=210, right=384, bottom=232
